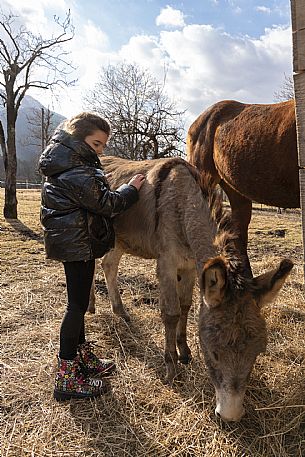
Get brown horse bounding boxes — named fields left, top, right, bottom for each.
left=186, top=99, right=299, bottom=275
left=89, top=156, right=293, bottom=422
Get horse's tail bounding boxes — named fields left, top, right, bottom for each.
left=187, top=100, right=246, bottom=190
left=186, top=102, right=223, bottom=187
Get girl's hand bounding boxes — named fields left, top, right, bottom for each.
left=128, top=174, right=146, bottom=191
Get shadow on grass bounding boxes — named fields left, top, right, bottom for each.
left=92, top=309, right=165, bottom=383
left=6, top=218, right=43, bottom=243
left=95, top=274, right=159, bottom=309
left=69, top=393, right=168, bottom=457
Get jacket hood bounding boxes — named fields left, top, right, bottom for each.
left=39, top=129, right=101, bottom=177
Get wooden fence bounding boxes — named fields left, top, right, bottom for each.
left=0, top=180, right=42, bottom=189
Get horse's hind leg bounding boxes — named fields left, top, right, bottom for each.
left=176, top=263, right=196, bottom=364
left=221, top=181, right=253, bottom=277
left=102, top=248, right=130, bottom=321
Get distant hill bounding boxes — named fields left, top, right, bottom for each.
left=0, top=95, right=65, bottom=161
left=0, top=95, right=65, bottom=181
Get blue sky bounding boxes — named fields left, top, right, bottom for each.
left=81, top=0, right=291, bottom=48
left=1, top=0, right=293, bottom=125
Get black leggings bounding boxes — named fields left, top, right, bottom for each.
left=59, top=259, right=95, bottom=360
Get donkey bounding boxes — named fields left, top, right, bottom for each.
left=90, top=156, right=293, bottom=422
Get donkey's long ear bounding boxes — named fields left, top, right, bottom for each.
left=201, top=257, right=227, bottom=308
left=253, top=259, right=293, bottom=307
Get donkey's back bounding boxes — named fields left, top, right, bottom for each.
left=101, top=156, right=212, bottom=261
left=101, top=156, right=165, bottom=259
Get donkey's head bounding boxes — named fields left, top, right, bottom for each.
left=198, top=257, right=293, bottom=422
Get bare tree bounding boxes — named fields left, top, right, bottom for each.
left=23, top=107, right=59, bottom=150
left=84, top=63, right=185, bottom=160
left=274, top=74, right=294, bottom=102
left=0, top=10, right=75, bottom=218
left=18, top=106, right=62, bottom=182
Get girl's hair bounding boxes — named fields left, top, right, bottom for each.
left=59, top=112, right=111, bottom=141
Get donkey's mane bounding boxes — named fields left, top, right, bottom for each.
left=155, top=158, right=248, bottom=291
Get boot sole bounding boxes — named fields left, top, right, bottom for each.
left=53, top=389, right=106, bottom=402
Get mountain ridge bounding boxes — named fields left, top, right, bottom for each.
left=0, top=95, right=65, bottom=161
left=0, top=95, right=65, bottom=180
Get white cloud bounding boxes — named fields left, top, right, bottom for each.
left=83, top=20, right=109, bottom=50
left=0, top=1, right=111, bottom=116
left=256, top=6, right=271, bottom=14
left=49, top=22, right=292, bottom=121
left=156, top=5, right=185, bottom=28
left=113, top=23, right=292, bottom=126
left=227, top=0, right=242, bottom=14
left=1, top=0, right=293, bottom=126
left=1, top=0, right=68, bottom=34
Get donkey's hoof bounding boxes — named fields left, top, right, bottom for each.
left=114, top=308, right=131, bottom=322
left=164, top=369, right=181, bottom=386
left=164, top=376, right=174, bottom=386
left=178, top=353, right=192, bottom=365
left=164, top=374, right=182, bottom=386
left=88, top=306, right=96, bottom=314
left=120, top=312, right=131, bottom=323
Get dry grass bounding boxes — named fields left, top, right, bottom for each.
left=0, top=189, right=304, bottom=457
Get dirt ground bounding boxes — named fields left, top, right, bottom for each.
left=1, top=189, right=304, bottom=457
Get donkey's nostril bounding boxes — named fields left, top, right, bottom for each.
left=215, top=410, right=221, bottom=418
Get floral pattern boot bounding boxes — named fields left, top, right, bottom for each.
left=78, top=341, right=116, bottom=377
left=53, top=355, right=107, bottom=401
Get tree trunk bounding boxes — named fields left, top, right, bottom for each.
left=0, top=121, right=6, bottom=159
left=3, top=103, right=18, bottom=219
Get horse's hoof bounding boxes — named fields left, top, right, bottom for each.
left=88, top=307, right=96, bottom=314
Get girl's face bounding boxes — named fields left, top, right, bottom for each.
left=84, top=130, right=109, bottom=155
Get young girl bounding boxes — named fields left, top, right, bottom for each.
left=39, top=112, right=145, bottom=401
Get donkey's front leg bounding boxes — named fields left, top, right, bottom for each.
left=176, top=263, right=196, bottom=364
left=102, top=248, right=130, bottom=321
left=157, top=257, right=180, bottom=385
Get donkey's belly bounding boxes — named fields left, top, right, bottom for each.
left=116, top=239, right=158, bottom=259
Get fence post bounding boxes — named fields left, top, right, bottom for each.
left=291, top=0, right=305, bottom=279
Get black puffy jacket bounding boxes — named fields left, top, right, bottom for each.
left=39, top=130, right=138, bottom=262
